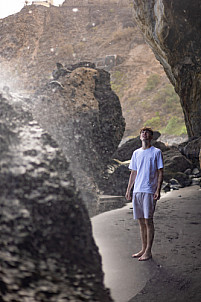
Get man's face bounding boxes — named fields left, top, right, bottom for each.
left=140, top=130, right=153, bottom=142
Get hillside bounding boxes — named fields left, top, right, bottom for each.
left=0, top=0, right=187, bottom=141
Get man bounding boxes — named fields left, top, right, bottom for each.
left=125, top=127, right=163, bottom=261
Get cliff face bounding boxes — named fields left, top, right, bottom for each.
left=0, top=0, right=186, bottom=139
left=0, top=1, right=134, bottom=90
left=133, top=0, right=201, bottom=137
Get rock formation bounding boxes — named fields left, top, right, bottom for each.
left=33, top=62, right=125, bottom=215
left=179, top=136, right=201, bottom=167
left=101, top=133, right=200, bottom=196
left=133, top=0, right=201, bottom=138
left=113, top=131, right=163, bottom=161
left=162, top=147, right=193, bottom=183
left=0, top=91, right=113, bottom=301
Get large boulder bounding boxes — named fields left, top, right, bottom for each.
left=113, top=136, right=142, bottom=162
left=133, top=0, right=201, bottom=138
left=0, top=92, right=113, bottom=302
left=179, top=136, right=201, bottom=167
left=113, top=131, right=166, bottom=161
left=163, top=147, right=194, bottom=182
left=33, top=63, right=125, bottom=214
left=99, top=163, right=130, bottom=196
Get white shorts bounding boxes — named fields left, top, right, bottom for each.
left=132, top=192, right=156, bottom=219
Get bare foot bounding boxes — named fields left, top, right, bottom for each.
left=138, top=252, right=152, bottom=261
left=131, top=250, right=145, bottom=258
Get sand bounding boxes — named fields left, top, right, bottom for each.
left=91, top=185, right=201, bottom=302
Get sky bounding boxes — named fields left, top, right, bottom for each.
left=0, top=0, right=65, bottom=19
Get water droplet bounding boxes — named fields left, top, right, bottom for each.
left=72, top=8, right=78, bottom=12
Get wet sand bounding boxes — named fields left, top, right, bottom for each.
left=91, top=186, right=201, bottom=302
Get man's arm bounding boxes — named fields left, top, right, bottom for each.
left=125, top=170, right=137, bottom=200
left=154, top=168, right=163, bottom=200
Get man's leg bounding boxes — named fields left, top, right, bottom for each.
left=132, top=218, right=147, bottom=258
left=139, top=218, right=154, bottom=261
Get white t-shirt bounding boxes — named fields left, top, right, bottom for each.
left=129, top=146, right=164, bottom=194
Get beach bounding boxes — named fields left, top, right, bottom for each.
left=91, top=185, right=201, bottom=302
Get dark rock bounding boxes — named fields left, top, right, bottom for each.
left=99, top=164, right=130, bottom=196
left=162, top=181, right=171, bottom=193
left=184, top=168, right=192, bottom=175
left=52, top=63, right=71, bottom=80
left=113, top=136, right=141, bottom=162
left=178, top=140, right=189, bottom=152
left=133, top=0, right=201, bottom=137
left=192, top=168, right=201, bottom=176
left=0, top=93, right=113, bottom=302
left=33, top=64, right=125, bottom=215
left=163, top=147, right=194, bottom=182
left=68, top=61, right=96, bottom=71
left=191, top=178, right=201, bottom=186
left=169, top=179, right=182, bottom=190
left=179, top=136, right=201, bottom=167
left=152, top=141, right=170, bottom=153
left=169, top=178, right=180, bottom=185
left=97, top=195, right=126, bottom=214
left=152, top=131, right=161, bottom=140
left=113, top=131, right=163, bottom=162
left=172, top=172, right=192, bottom=188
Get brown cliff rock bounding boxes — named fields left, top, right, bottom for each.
left=0, top=1, right=135, bottom=90
left=133, top=0, right=201, bottom=137
left=0, top=0, right=185, bottom=139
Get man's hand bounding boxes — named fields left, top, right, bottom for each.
left=154, top=190, right=160, bottom=201
left=154, top=169, right=163, bottom=201
left=154, top=168, right=163, bottom=201
left=125, top=189, right=132, bottom=201
left=125, top=170, right=136, bottom=201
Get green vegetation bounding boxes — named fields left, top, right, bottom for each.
left=144, top=74, right=161, bottom=91
left=143, top=114, right=187, bottom=135
left=142, top=81, right=187, bottom=135
left=154, top=84, right=180, bottom=109
left=140, top=99, right=152, bottom=110
left=143, top=83, right=187, bottom=135
left=162, top=116, right=187, bottom=136
left=144, top=112, right=161, bottom=129
left=111, top=66, right=186, bottom=137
